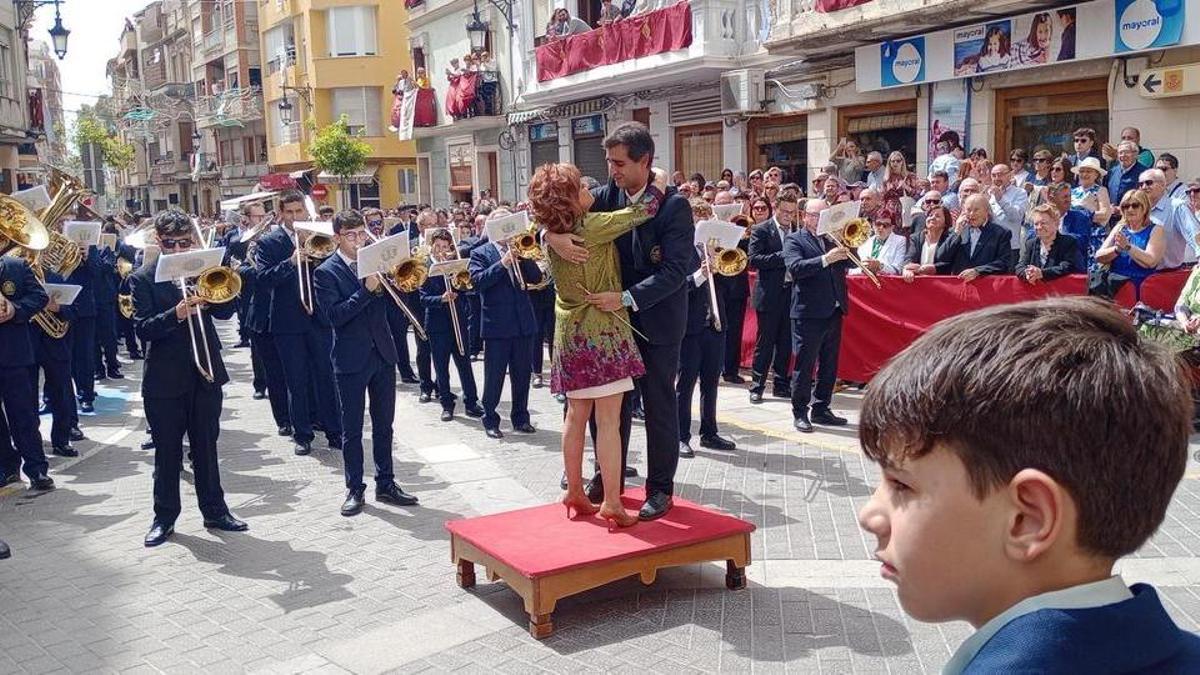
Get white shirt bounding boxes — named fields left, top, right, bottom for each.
left=942, top=576, right=1133, bottom=675
left=866, top=167, right=886, bottom=191
left=929, top=154, right=961, bottom=185
left=336, top=249, right=356, bottom=270
left=854, top=233, right=906, bottom=275
left=988, top=184, right=1029, bottom=249
left=1153, top=193, right=1200, bottom=268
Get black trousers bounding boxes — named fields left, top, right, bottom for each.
left=252, top=330, right=291, bottom=428
left=481, top=335, right=533, bottom=430
left=467, top=294, right=482, bottom=356
left=145, top=383, right=229, bottom=525
left=71, top=316, right=97, bottom=404
left=31, top=359, right=72, bottom=447
left=430, top=332, right=478, bottom=411
left=95, top=303, right=119, bottom=373
left=416, top=332, right=435, bottom=395
left=790, top=313, right=843, bottom=417
left=385, top=305, right=418, bottom=380
left=275, top=328, right=342, bottom=444
left=722, top=290, right=748, bottom=377
left=335, top=349, right=396, bottom=490
left=677, top=328, right=723, bottom=443
left=0, top=366, right=47, bottom=481
left=531, top=297, right=554, bottom=374
left=750, top=307, right=792, bottom=394
left=118, top=313, right=140, bottom=355
left=250, top=332, right=266, bottom=393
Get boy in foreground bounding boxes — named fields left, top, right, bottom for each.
left=857, top=296, right=1200, bottom=673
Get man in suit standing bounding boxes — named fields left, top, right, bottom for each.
left=748, top=193, right=799, bottom=403
left=31, top=271, right=78, bottom=457
left=68, top=242, right=100, bottom=414
left=365, top=208, right=419, bottom=385
left=405, top=210, right=438, bottom=401
left=254, top=190, right=343, bottom=456
left=783, top=199, right=853, bottom=432
left=129, top=209, right=247, bottom=547
left=677, top=255, right=737, bottom=457
left=237, top=210, right=292, bottom=437
left=545, top=121, right=697, bottom=521
left=718, top=217, right=750, bottom=384
left=951, top=194, right=1015, bottom=280
left=467, top=212, right=541, bottom=439
left=93, top=234, right=123, bottom=380
left=420, top=230, right=485, bottom=422
left=0, top=252, right=53, bottom=493
left=313, top=210, right=419, bottom=516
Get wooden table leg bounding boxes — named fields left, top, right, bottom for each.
left=725, top=560, right=746, bottom=590
left=529, top=612, right=554, bottom=639
left=457, top=559, right=476, bottom=589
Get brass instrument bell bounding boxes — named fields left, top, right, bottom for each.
left=118, top=293, right=134, bottom=319
left=193, top=266, right=243, bottom=304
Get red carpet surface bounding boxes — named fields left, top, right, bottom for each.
left=446, top=487, right=755, bottom=579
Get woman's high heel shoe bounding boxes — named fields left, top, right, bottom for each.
left=562, top=493, right=599, bottom=520
left=598, top=504, right=638, bottom=531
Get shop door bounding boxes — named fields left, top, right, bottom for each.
left=674, top=122, right=723, bottom=182
left=572, top=115, right=607, bottom=184
left=995, top=78, right=1108, bottom=159
left=838, top=99, right=918, bottom=170
left=748, top=114, right=807, bottom=185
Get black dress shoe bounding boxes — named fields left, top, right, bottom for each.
left=235, top=340, right=251, bottom=348
left=52, top=444, right=78, bottom=458
left=252, top=390, right=266, bottom=400
left=631, top=407, right=645, bottom=421
left=341, top=489, right=365, bottom=516
left=30, top=474, right=54, bottom=491
left=794, top=414, right=814, bottom=433
left=0, top=537, right=9, bottom=559
left=484, top=427, right=504, bottom=439
left=639, top=492, right=674, bottom=521
left=772, top=388, right=792, bottom=399
left=0, top=473, right=20, bottom=488
left=312, top=421, right=325, bottom=433
left=144, top=521, right=174, bottom=547
left=69, top=427, right=85, bottom=442
left=128, top=352, right=143, bottom=360
left=749, top=391, right=764, bottom=404
left=327, top=437, right=343, bottom=451
left=585, top=477, right=605, bottom=503
left=679, top=441, right=695, bottom=458
left=532, top=375, right=544, bottom=389
left=700, top=434, right=737, bottom=451
left=418, top=392, right=433, bottom=403
left=79, top=401, right=94, bottom=414
left=293, top=440, right=312, bottom=456
left=107, top=369, right=125, bottom=380
left=203, top=514, right=248, bottom=532
left=94, top=372, right=107, bottom=381
left=811, top=409, right=848, bottom=426
left=723, top=374, right=747, bottom=384
left=440, top=409, right=454, bottom=422
left=464, top=404, right=485, bottom=418
left=38, top=403, right=50, bottom=415
left=513, top=423, right=536, bottom=434
left=376, top=482, right=419, bottom=506
left=140, top=437, right=155, bottom=450
left=399, top=375, right=420, bottom=384
left=278, top=425, right=292, bottom=437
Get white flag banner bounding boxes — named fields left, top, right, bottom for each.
left=356, top=233, right=410, bottom=279
left=816, top=201, right=862, bottom=236
left=397, top=89, right=418, bottom=142
left=155, top=247, right=226, bottom=283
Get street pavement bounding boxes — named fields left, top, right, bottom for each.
left=3, top=321, right=1200, bottom=674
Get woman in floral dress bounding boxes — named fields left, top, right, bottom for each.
left=528, top=163, right=659, bottom=529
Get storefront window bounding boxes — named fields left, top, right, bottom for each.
left=838, top=100, right=918, bottom=170
left=995, top=78, right=1108, bottom=157
left=748, top=115, right=807, bottom=185
left=572, top=115, right=607, bottom=185
left=674, top=123, right=723, bottom=182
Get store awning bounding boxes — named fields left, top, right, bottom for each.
left=317, top=165, right=379, bottom=185
left=219, top=190, right=277, bottom=210
left=507, top=109, right=547, bottom=126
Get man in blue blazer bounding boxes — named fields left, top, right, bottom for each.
left=313, top=210, right=419, bottom=516
left=238, top=222, right=292, bottom=437
left=253, top=189, right=342, bottom=456
left=93, top=234, right=123, bottom=380
left=545, top=121, right=698, bottom=521
left=783, top=199, right=854, bottom=433
left=402, top=210, right=437, bottom=401
left=31, top=270, right=78, bottom=457
left=68, top=243, right=101, bottom=414
left=676, top=257, right=736, bottom=457
left=950, top=195, right=1015, bottom=279
left=0, top=253, right=53, bottom=494
left=467, top=215, right=541, bottom=439
left=419, top=230, right=484, bottom=422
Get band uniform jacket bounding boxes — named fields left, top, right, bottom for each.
left=312, top=254, right=398, bottom=376
left=32, top=270, right=76, bottom=362
left=129, top=264, right=236, bottom=398
left=748, top=218, right=790, bottom=314
left=0, top=256, right=49, bottom=368
left=783, top=228, right=852, bottom=321
left=467, top=243, right=541, bottom=340
left=590, top=180, right=698, bottom=346
left=253, top=224, right=328, bottom=334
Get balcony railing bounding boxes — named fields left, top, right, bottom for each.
left=279, top=122, right=301, bottom=145
left=445, top=73, right=501, bottom=121
left=203, top=30, right=222, bottom=52
left=195, top=87, right=264, bottom=128
left=221, top=163, right=269, bottom=181
left=766, top=0, right=960, bottom=55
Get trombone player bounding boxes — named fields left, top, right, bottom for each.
left=131, top=209, right=247, bottom=547
left=254, top=190, right=343, bottom=456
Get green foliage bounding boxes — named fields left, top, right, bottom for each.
left=307, top=114, right=371, bottom=181
left=71, top=111, right=135, bottom=171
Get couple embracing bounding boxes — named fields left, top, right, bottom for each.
left=530, top=122, right=697, bottom=529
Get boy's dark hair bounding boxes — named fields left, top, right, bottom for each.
left=318, top=205, right=336, bottom=217
left=153, top=208, right=193, bottom=237
left=428, top=228, right=453, bottom=245
left=603, top=121, right=654, bottom=163
left=775, top=192, right=798, bottom=205
left=859, top=296, right=1191, bottom=560
left=1157, top=152, right=1179, bottom=170
left=279, top=189, right=305, bottom=207
left=1073, top=127, right=1096, bottom=142
left=332, top=210, right=364, bottom=234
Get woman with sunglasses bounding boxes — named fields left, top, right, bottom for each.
left=749, top=197, right=772, bottom=225
left=1093, top=190, right=1163, bottom=297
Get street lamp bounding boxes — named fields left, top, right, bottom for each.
left=48, top=11, right=69, bottom=59
left=14, top=1, right=70, bottom=60
left=465, top=10, right=489, bottom=53
left=277, top=84, right=311, bottom=127
left=277, top=98, right=294, bottom=126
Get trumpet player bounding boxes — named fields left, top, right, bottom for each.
left=237, top=201, right=292, bottom=436
left=254, top=190, right=343, bottom=456
left=467, top=211, right=541, bottom=439
left=131, top=210, right=247, bottom=548
left=420, top=229, right=484, bottom=422
left=782, top=198, right=852, bottom=434
left=312, top=210, right=419, bottom=516
left=0, top=252, right=54, bottom=493
left=406, top=210, right=438, bottom=402
left=95, top=221, right=124, bottom=380
left=31, top=270, right=78, bottom=458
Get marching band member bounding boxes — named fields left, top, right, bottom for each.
left=677, top=250, right=737, bottom=457
left=95, top=221, right=124, bottom=379
left=365, top=208, right=419, bottom=384
left=32, top=271, right=78, bottom=458
left=116, top=236, right=142, bottom=360
left=420, top=229, right=484, bottom=422
left=237, top=201, right=293, bottom=436
left=528, top=247, right=555, bottom=390
left=407, top=210, right=438, bottom=402
left=0, top=251, right=53, bottom=492
left=459, top=217, right=485, bottom=360
left=221, top=208, right=260, bottom=349
left=131, top=209, right=247, bottom=547
left=467, top=210, right=541, bottom=439
left=254, top=190, right=343, bottom=456
left=313, top=210, right=419, bottom=516
left=67, top=241, right=101, bottom=414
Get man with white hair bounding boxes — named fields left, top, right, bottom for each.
left=1140, top=168, right=1200, bottom=269
left=945, top=177, right=981, bottom=215
left=864, top=152, right=885, bottom=190
left=1106, top=140, right=1149, bottom=207
left=986, top=163, right=1029, bottom=251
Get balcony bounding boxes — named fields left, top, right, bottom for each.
left=203, top=30, right=222, bottom=53
left=220, top=163, right=269, bottom=182
left=139, top=23, right=163, bottom=45
left=522, top=0, right=757, bottom=106
left=143, top=59, right=168, bottom=90
left=195, top=87, right=264, bottom=129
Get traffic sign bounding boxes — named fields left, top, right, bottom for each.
left=311, top=184, right=328, bottom=201
left=1138, top=63, right=1200, bottom=99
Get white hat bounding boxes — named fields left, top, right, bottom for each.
left=1071, top=156, right=1108, bottom=178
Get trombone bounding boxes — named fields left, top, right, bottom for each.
left=697, top=238, right=749, bottom=333
left=291, top=225, right=335, bottom=316
left=178, top=222, right=244, bottom=382
left=496, top=224, right=542, bottom=291
left=825, top=217, right=882, bottom=288
left=432, top=242, right=467, bottom=356
left=361, top=230, right=428, bottom=342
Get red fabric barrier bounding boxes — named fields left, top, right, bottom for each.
left=445, top=72, right=478, bottom=119
left=1111, top=268, right=1191, bottom=311
left=413, top=88, right=437, bottom=127
left=535, top=2, right=693, bottom=82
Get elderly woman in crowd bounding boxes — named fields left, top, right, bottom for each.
left=1016, top=203, right=1083, bottom=284
left=1186, top=178, right=1200, bottom=220
left=902, top=205, right=959, bottom=282
left=1071, top=157, right=1113, bottom=225
left=1093, top=190, right=1164, bottom=296
left=854, top=215, right=907, bottom=276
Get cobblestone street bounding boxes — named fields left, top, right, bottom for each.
left=3, top=324, right=1200, bottom=674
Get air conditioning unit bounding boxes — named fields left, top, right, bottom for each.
left=720, top=69, right=765, bottom=115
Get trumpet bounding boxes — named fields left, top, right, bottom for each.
left=292, top=227, right=336, bottom=315
left=361, top=230, right=428, bottom=341
left=826, top=217, right=881, bottom=288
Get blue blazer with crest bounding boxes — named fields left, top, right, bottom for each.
left=467, top=243, right=541, bottom=340
left=312, top=253, right=398, bottom=375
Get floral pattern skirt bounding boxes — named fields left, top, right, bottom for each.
left=550, top=310, right=646, bottom=397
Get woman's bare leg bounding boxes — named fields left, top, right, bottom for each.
left=595, top=393, right=635, bottom=526
left=562, top=398, right=597, bottom=514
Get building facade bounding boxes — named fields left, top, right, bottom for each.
left=259, top=0, right=418, bottom=209
left=0, top=2, right=32, bottom=194
left=21, top=39, right=65, bottom=189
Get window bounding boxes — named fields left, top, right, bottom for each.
left=411, top=47, right=425, bottom=71
left=332, top=87, right=382, bottom=137
left=398, top=168, right=417, bottom=203
left=326, top=6, right=377, bottom=57
left=264, top=23, right=295, bottom=73
left=269, top=99, right=300, bottom=144
left=0, top=42, right=12, bottom=99
left=349, top=182, right=380, bottom=209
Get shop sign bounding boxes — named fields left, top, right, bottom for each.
left=1137, top=62, right=1200, bottom=98
left=530, top=122, right=558, bottom=142
left=259, top=173, right=298, bottom=190
left=856, top=0, right=1199, bottom=92
left=572, top=115, right=604, bottom=138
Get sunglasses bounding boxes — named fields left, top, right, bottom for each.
left=1034, top=158, right=1051, bottom=164
left=923, top=199, right=941, bottom=207
left=1052, top=166, right=1066, bottom=172
left=1121, top=204, right=1144, bottom=211
left=159, top=238, right=194, bottom=250
left=1073, top=138, right=1090, bottom=143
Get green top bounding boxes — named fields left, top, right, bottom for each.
left=1177, top=265, right=1200, bottom=317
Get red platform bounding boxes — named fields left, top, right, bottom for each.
left=446, top=487, right=755, bottom=638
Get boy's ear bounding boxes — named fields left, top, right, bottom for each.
left=1004, top=468, right=1068, bottom=563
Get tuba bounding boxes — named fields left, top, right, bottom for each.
left=39, top=169, right=91, bottom=230
left=826, top=217, right=881, bottom=288
left=117, top=293, right=134, bottom=319
left=0, top=196, right=69, bottom=338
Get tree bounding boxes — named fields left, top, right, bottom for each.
left=307, top=114, right=371, bottom=184
left=72, top=110, right=135, bottom=171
